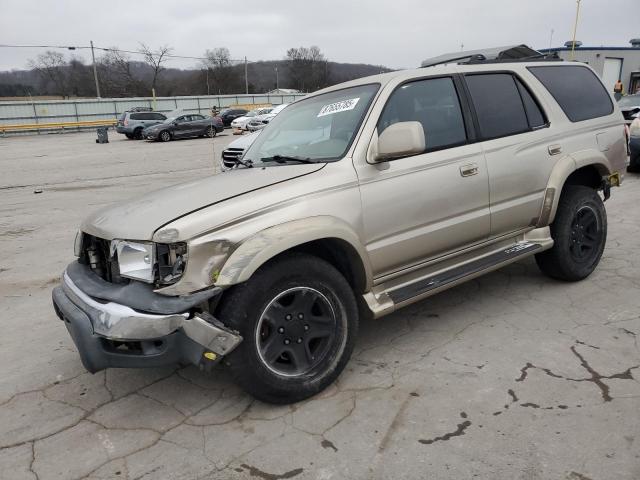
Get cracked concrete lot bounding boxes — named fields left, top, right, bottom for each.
left=1, top=131, right=639, bottom=480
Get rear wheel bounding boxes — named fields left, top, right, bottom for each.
left=206, top=126, right=217, bottom=138
left=125, top=133, right=134, bottom=139
left=159, top=130, right=171, bottom=142
left=217, top=253, right=358, bottom=404
left=535, top=185, right=607, bottom=281
left=133, top=128, right=143, bottom=140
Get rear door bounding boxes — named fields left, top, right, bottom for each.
left=356, top=76, right=491, bottom=277
left=463, top=72, right=552, bottom=237
left=190, top=114, right=208, bottom=135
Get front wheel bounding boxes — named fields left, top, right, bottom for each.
left=217, top=253, right=358, bottom=404
left=535, top=185, right=607, bottom=281
left=159, top=130, right=171, bottom=142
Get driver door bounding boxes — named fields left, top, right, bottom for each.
left=173, top=116, right=190, bottom=137
left=355, top=76, right=491, bottom=278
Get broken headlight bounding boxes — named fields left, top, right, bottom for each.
left=156, top=242, right=188, bottom=285
left=111, top=240, right=155, bottom=283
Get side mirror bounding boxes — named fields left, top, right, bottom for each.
left=374, top=121, right=425, bottom=162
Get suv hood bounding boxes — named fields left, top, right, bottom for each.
left=81, top=164, right=323, bottom=241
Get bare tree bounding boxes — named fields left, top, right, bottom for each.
left=98, top=48, right=146, bottom=97
left=201, top=48, right=240, bottom=94
left=286, top=46, right=330, bottom=92
left=138, top=43, right=173, bottom=93
left=28, top=51, right=69, bottom=97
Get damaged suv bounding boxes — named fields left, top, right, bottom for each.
left=53, top=57, right=627, bottom=404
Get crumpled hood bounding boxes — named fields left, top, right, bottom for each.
left=81, top=164, right=323, bottom=241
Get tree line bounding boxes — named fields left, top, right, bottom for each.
left=0, top=45, right=390, bottom=98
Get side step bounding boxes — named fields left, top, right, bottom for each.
left=387, top=242, right=542, bottom=304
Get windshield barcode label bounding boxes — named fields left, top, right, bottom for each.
left=317, top=98, right=360, bottom=117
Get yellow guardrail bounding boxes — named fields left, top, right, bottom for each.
left=0, top=119, right=117, bottom=134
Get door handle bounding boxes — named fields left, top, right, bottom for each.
left=460, top=163, right=479, bottom=177
left=548, top=144, right=562, bottom=155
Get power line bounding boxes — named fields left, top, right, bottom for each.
left=0, top=43, right=250, bottom=63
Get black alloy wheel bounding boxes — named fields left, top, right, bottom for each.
left=535, top=185, right=607, bottom=281
left=568, top=205, right=603, bottom=263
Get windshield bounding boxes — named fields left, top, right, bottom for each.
left=618, top=95, right=640, bottom=107
left=243, top=85, right=378, bottom=165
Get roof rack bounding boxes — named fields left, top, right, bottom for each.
left=421, top=45, right=562, bottom=68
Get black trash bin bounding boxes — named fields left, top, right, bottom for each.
left=96, top=127, right=109, bottom=144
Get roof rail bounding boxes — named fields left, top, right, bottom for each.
left=421, top=45, right=561, bottom=68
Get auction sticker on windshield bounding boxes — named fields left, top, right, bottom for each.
left=317, top=98, right=360, bottom=117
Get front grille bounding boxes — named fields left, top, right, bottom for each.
left=222, top=148, right=244, bottom=168
left=80, top=234, right=126, bottom=284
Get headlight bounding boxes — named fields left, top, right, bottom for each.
left=112, top=240, right=155, bottom=283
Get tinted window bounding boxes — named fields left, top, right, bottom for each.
left=378, top=77, right=467, bottom=152
left=528, top=66, right=614, bottom=122
left=466, top=74, right=529, bottom=139
left=151, top=113, right=165, bottom=120
left=516, top=79, right=546, bottom=128
left=192, top=115, right=205, bottom=120
left=130, top=113, right=144, bottom=120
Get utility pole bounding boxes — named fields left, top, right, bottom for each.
left=549, top=28, right=554, bottom=50
left=244, top=56, right=248, bottom=94
left=570, top=0, right=582, bottom=61
left=90, top=40, right=101, bottom=98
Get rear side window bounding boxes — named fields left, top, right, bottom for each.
left=528, top=66, right=613, bottom=122
left=378, top=77, right=467, bottom=152
left=515, top=79, right=546, bottom=128
left=130, top=113, right=144, bottom=120
left=465, top=74, right=529, bottom=139
left=151, top=113, right=165, bottom=120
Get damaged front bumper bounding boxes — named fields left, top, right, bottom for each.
left=52, top=261, right=242, bottom=373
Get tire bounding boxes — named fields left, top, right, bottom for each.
left=159, top=130, right=172, bottom=142
left=125, top=133, right=134, bottom=140
left=217, top=253, right=358, bottom=404
left=133, top=128, right=143, bottom=140
left=535, top=185, right=607, bottom=281
left=206, top=126, right=216, bottom=138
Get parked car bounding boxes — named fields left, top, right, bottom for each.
left=247, top=103, right=289, bottom=131
left=143, top=114, right=223, bottom=142
left=53, top=60, right=627, bottom=404
left=618, top=94, right=640, bottom=125
left=231, top=107, right=274, bottom=131
left=219, top=108, right=249, bottom=127
left=629, top=118, right=640, bottom=172
left=116, top=109, right=166, bottom=140
left=221, top=131, right=260, bottom=169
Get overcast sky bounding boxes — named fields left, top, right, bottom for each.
left=1, top=0, right=638, bottom=71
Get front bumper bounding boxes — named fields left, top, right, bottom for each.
left=52, top=262, right=242, bottom=373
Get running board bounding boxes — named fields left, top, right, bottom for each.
left=387, top=242, right=542, bottom=304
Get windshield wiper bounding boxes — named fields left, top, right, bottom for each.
left=260, top=155, right=316, bottom=164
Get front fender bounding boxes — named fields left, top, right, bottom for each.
left=216, top=216, right=372, bottom=289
